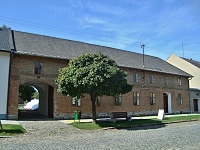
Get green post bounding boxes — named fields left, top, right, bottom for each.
left=74, top=110, right=80, bottom=122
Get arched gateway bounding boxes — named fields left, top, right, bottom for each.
left=18, top=82, right=54, bottom=119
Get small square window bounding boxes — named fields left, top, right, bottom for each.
left=133, top=92, right=140, bottom=105
left=150, top=92, right=156, bottom=105
left=72, top=96, right=81, bottom=106
left=115, top=94, right=122, bottom=106
left=34, top=62, right=43, bottom=75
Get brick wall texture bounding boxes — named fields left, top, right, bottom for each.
left=8, top=54, right=190, bottom=119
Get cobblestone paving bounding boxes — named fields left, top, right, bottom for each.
left=1, top=121, right=200, bottom=150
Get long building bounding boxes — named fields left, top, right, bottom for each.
left=0, top=28, right=191, bottom=119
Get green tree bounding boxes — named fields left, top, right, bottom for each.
left=56, top=52, right=133, bottom=123
left=19, top=85, right=36, bottom=102
left=32, top=92, right=39, bottom=99
left=2, top=25, right=7, bottom=28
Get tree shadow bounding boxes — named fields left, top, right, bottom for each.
left=97, top=119, right=166, bottom=130
left=18, top=110, right=52, bottom=121
left=0, top=129, right=24, bottom=134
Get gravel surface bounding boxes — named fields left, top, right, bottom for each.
left=1, top=120, right=200, bottom=150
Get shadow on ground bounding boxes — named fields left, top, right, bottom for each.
left=18, top=110, right=52, bottom=121
left=96, top=119, right=166, bottom=130
left=125, top=123, right=166, bottom=131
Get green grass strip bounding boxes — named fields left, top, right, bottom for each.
left=0, top=124, right=26, bottom=136
left=71, top=115, right=200, bottom=130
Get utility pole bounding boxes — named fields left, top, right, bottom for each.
left=182, top=41, right=184, bottom=58
left=141, top=44, right=145, bottom=68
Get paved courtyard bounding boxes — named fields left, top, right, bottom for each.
left=1, top=120, right=200, bottom=149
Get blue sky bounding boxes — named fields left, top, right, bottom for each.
left=0, top=0, right=199, bottom=61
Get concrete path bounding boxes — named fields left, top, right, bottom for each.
left=1, top=113, right=199, bottom=125
left=1, top=120, right=200, bottom=149
left=0, top=120, right=20, bottom=125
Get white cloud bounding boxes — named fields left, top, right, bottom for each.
left=84, top=16, right=106, bottom=24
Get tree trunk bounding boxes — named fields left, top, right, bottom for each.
left=91, top=94, right=97, bottom=124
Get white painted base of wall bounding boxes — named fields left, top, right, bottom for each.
left=0, top=52, right=10, bottom=119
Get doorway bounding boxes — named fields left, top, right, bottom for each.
left=193, top=99, right=198, bottom=112
left=163, top=93, right=168, bottom=113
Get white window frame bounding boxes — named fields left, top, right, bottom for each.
left=72, top=96, right=81, bottom=106
left=34, top=62, right=43, bottom=75
left=150, top=75, right=154, bottom=84
left=134, top=73, right=139, bottom=82
left=133, top=92, right=140, bottom=105
left=150, top=92, right=156, bottom=105
left=178, top=78, right=182, bottom=86
left=178, top=94, right=183, bottom=105
left=115, top=94, right=122, bottom=106
left=96, top=96, right=101, bottom=106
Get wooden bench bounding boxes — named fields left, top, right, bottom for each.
left=110, top=112, right=131, bottom=123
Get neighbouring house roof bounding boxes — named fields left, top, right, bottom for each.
left=182, top=58, right=200, bottom=69
left=0, top=28, right=13, bottom=52
left=190, top=88, right=200, bottom=92
left=0, top=28, right=191, bottom=77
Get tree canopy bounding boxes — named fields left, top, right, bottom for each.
left=19, top=85, right=36, bottom=102
left=56, top=52, right=133, bottom=123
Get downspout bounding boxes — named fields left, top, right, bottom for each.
left=6, top=51, right=12, bottom=119
left=188, top=77, right=192, bottom=114
left=6, top=30, right=16, bottom=119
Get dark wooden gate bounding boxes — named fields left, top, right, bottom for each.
left=48, top=85, right=54, bottom=118
left=193, top=99, right=198, bottom=112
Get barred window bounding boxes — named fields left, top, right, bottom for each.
left=133, top=92, right=140, bottom=105
left=34, top=62, right=43, bottom=75
left=115, top=94, right=122, bottom=106
left=150, top=92, right=156, bottom=105
left=72, top=96, right=81, bottom=106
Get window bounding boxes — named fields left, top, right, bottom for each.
left=196, top=93, right=199, bottom=96
left=164, top=77, right=168, bottom=85
left=34, top=62, right=43, bottom=75
left=72, top=96, right=81, bottom=106
left=96, top=96, right=101, bottom=106
left=149, top=75, right=154, bottom=84
left=134, top=73, right=139, bottom=82
left=178, top=94, right=183, bottom=105
left=150, top=92, right=156, bottom=105
left=141, top=71, right=145, bottom=79
left=177, top=78, right=182, bottom=86
left=115, top=94, right=122, bottom=106
left=133, top=92, right=140, bottom=105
